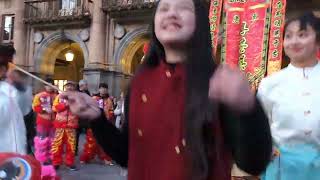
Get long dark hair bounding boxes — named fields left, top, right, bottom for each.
left=142, top=0, right=216, bottom=179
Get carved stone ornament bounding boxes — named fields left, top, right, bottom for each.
left=34, top=32, right=44, bottom=43
left=79, top=29, right=90, bottom=41
left=114, top=24, right=126, bottom=39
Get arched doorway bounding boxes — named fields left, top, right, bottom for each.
left=120, top=34, right=149, bottom=75
left=118, top=34, right=149, bottom=94
left=113, top=27, right=150, bottom=95
left=52, top=41, right=85, bottom=90
left=35, top=32, right=86, bottom=92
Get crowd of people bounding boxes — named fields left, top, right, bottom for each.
left=0, top=0, right=320, bottom=179
left=0, top=52, right=125, bottom=178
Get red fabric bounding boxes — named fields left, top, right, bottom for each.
left=54, top=103, right=67, bottom=112
left=36, top=117, right=53, bottom=129
left=0, top=153, right=41, bottom=180
left=143, top=43, right=149, bottom=54
left=317, top=49, right=320, bottom=59
left=53, top=121, right=78, bottom=129
left=33, top=105, right=43, bottom=113
left=128, top=61, right=232, bottom=180
left=33, top=91, right=56, bottom=127
left=51, top=129, right=76, bottom=166
left=80, top=129, right=112, bottom=163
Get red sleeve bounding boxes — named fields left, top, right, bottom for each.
left=53, top=95, right=67, bottom=112
left=33, top=105, right=43, bottom=113
left=54, top=103, right=67, bottom=112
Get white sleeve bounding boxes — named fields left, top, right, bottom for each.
left=257, top=78, right=274, bottom=123
left=114, top=105, right=121, bottom=116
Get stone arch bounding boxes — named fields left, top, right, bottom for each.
left=114, top=26, right=150, bottom=74
left=34, top=31, right=89, bottom=75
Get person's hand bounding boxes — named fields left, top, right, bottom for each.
left=209, top=64, right=255, bottom=113
left=60, top=92, right=101, bottom=120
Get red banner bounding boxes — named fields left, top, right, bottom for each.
left=267, top=0, right=287, bottom=76
left=209, top=0, right=223, bottom=56
left=221, top=0, right=245, bottom=68
left=222, top=0, right=272, bottom=90
left=241, top=1, right=271, bottom=90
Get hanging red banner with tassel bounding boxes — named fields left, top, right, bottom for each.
left=267, top=0, right=287, bottom=76
left=221, top=0, right=246, bottom=68
left=241, top=0, right=271, bottom=90
left=209, top=0, right=224, bottom=56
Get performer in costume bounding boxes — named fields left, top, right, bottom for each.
left=32, top=78, right=56, bottom=163
left=51, top=81, right=78, bottom=171
left=62, top=0, right=272, bottom=179
left=80, top=83, right=113, bottom=165
left=32, top=78, right=58, bottom=179
left=0, top=45, right=27, bottom=154
left=94, top=83, right=115, bottom=122
left=259, top=12, right=320, bottom=180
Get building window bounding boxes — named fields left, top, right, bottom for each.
left=54, top=80, right=67, bottom=91
left=1, top=15, right=14, bottom=43
left=61, top=0, right=78, bottom=10
left=59, top=0, right=80, bottom=16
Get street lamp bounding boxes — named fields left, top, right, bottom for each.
left=65, top=50, right=74, bottom=62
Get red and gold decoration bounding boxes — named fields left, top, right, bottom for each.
left=209, top=0, right=223, bottom=55
left=51, top=95, right=79, bottom=167
left=210, top=0, right=287, bottom=90
left=51, top=129, right=77, bottom=167
left=221, top=0, right=246, bottom=68
left=267, top=0, right=287, bottom=75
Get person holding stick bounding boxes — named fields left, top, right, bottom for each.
left=0, top=44, right=27, bottom=154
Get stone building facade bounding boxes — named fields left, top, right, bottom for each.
left=0, top=0, right=319, bottom=96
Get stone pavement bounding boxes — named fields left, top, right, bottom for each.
left=57, top=161, right=127, bottom=180
left=56, top=134, right=127, bottom=180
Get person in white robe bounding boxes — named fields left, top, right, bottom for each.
left=258, top=12, right=320, bottom=180
left=0, top=45, right=27, bottom=154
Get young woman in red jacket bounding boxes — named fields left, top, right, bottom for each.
left=61, top=0, right=272, bottom=179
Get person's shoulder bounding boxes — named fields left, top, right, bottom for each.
left=260, top=67, right=290, bottom=88
left=258, top=67, right=290, bottom=98
left=0, top=81, right=17, bottom=97
left=0, top=91, right=10, bottom=106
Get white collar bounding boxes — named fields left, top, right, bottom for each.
left=287, top=62, right=320, bottom=79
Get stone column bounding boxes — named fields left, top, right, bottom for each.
left=87, top=0, right=106, bottom=68
left=84, top=0, right=109, bottom=94
left=12, top=0, right=27, bottom=67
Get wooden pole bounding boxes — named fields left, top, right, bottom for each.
left=8, top=62, right=62, bottom=92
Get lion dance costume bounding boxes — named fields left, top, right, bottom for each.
left=51, top=94, right=78, bottom=169
left=32, top=89, right=58, bottom=179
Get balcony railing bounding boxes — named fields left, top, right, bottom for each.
left=24, top=0, right=91, bottom=24
left=103, top=0, right=157, bottom=12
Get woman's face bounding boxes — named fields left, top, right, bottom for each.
left=154, top=0, right=196, bottom=47
left=284, top=20, right=319, bottom=63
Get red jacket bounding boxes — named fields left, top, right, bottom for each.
left=91, top=60, right=271, bottom=180
left=32, top=91, right=56, bottom=127
left=128, top=61, right=232, bottom=180
left=93, top=96, right=114, bottom=122
left=52, top=94, right=78, bottom=129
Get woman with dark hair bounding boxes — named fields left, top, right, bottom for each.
left=258, top=12, right=320, bottom=180
left=62, top=0, right=271, bottom=179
